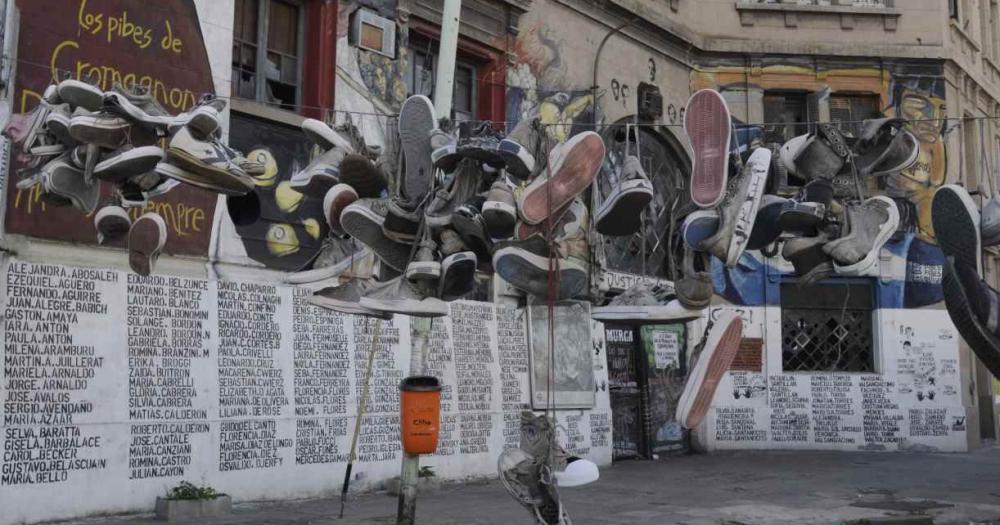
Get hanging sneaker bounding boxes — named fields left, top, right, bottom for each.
left=595, top=155, right=654, bottom=236
left=782, top=232, right=834, bottom=285
left=285, top=237, right=368, bottom=284
left=44, top=103, right=76, bottom=146
left=792, top=123, right=850, bottom=181
left=93, top=145, right=164, bottom=182
left=103, top=83, right=174, bottom=130
left=40, top=155, right=98, bottom=213
left=452, top=199, right=494, bottom=270
left=383, top=197, right=423, bottom=243
left=482, top=178, right=518, bottom=239
left=324, top=183, right=359, bottom=237
left=405, top=236, right=442, bottom=282
left=493, top=235, right=587, bottom=300
left=340, top=198, right=413, bottom=272
left=677, top=247, right=714, bottom=309
left=701, top=147, right=770, bottom=267
left=430, top=126, right=461, bottom=173
left=424, top=160, right=481, bottom=229
left=823, top=195, right=899, bottom=275
left=57, top=78, right=104, bottom=111
left=675, top=311, right=744, bottom=429
left=128, top=213, right=167, bottom=276
left=682, top=210, right=720, bottom=250
left=685, top=89, right=731, bottom=208
left=339, top=153, right=387, bottom=198
left=981, top=195, right=1000, bottom=247
left=592, top=281, right=703, bottom=324
left=166, top=126, right=254, bottom=195
left=778, top=133, right=808, bottom=178
left=94, top=205, right=132, bottom=245
left=746, top=195, right=788, bottom=251
left=301, top=118, right=355, bottom=153
left=853, top=118, right=920, bottom=177
left=438, top=251, right=477, bottom=300
left=289, top=145, right=346, bottom=197
left=456, top=121, right=505, bottom=169
left=398, top=95, right=438, bottom=202
left=359, top=277, right=449, bottom=317
left=499, top=117, right=544, bottom=180
left=68, top=108, right=133, bottom=149
left=932, top=184, right=982, bottom=276
left=309, top=280, right=392, bottom=319
left=171, top=95, right=226, bottom=137
left=518, top=131, right=605, bottom=225
left=941, top=257, right=1000, bottom=378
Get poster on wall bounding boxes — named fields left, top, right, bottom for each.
left=5, top=0, right=218, bottom=255
left=528, top=301, right=596, bottom=409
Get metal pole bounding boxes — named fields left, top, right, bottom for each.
left=396, top=453, right=420, bottom=525
left=339, top=318, right=383, bottom=518
left=432, top=0, right=462, bottom=120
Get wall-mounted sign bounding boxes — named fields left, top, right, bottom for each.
left=6, top=0, right=217, bottom=256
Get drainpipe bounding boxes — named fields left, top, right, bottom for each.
left=432, top=0, right=462, bottom=120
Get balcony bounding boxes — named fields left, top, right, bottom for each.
left=736, top=0, right=902, bottom=30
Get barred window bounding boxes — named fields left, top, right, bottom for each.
left=781, top=281, right=876, bottom=372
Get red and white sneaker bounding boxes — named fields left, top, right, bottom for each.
left=676, top=311, right=743, bottom=430
left=685, top=89, right=732, bottom=209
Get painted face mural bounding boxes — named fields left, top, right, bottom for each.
left=691, top=66, right=948, bottom=309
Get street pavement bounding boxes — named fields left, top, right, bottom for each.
left=59, top=447, right=1000, bottom=525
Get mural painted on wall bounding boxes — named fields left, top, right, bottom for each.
left=692, top=63, right=948, bottom=309
left=5, top=0, right=218, bottom=256
left=507, top=23, right=595, bottom=139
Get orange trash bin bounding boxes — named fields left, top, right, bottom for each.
left=399, top=376, right=441, bottom=455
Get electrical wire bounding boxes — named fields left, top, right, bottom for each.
left=3, top=53, right=994, bottom=131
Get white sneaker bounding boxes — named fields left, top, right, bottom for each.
left=166, top=126, right=254, bottom=195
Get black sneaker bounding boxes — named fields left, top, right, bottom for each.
left=439, top=251, right=477, bottom=300
left=340, top=198, right=413, bottom=272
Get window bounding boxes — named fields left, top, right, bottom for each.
left=950, top=0, right=960, bottom=19
left=781, top=281, right=876, bottom=373
left=404, top=42, right=477, bottom=122
left=763, top=91, right=809, bottom=144
left=964, top=114, right=979, bottom=192
left=232, top=0, right=303, bottom=111
left=829, top=94, right=881, bottom=137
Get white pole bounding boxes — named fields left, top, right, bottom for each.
left=433, top=0, right=462, bottom=120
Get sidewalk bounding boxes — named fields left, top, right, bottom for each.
left=64, top=447, right=1000, bottom=525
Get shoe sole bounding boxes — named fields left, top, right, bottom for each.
left=284, top=247, right=369, bottom=284
left=685, top=89, right=731, bottom=209
left=405, top=260, right=442, bottom=282
left=128, top=215, right=167, bottom=276
left=778, top=134, right=808, bottom=177
left=58, top=81, right=104, bottom=111
left=595, top=180, right=653, bottom=236
left=833, top=196, right=900, bottom=276
left=187, top=107, right=220, bottom=137
left=676, top=312, right=743, bottom=429
left=340, top=204, right=412, bottom=272
left=498, top=139, right=534, bottom=180
left=726, top=148, right=770, bottom=267
left=46, top=161, right=97, bottom=213
left=165, top=150, right=255, bottom=196
left=308, top=293, right=392, bottom=319
left=452, top=213, right=493, bottom=269
left=439, top=252, right=477, bottom=300
left=942, top=258, right=1000, bottom=378
left=932, top=184, right=981, bottom=275
left=94, top=146, right=164, bottom=182
left=482, top=200, right=518, bottom=238
left=683, top=210, right=720, bottom=250
left=519, top=131, right=604, bottom=225
left=591, top=304, right=703, bottom=324
left=68, top=118, right=130, bottom=149
left=399, top=95, right=437, bottom=201
left=301, top=118, right=353, bottom=152
left=359, top=295, right=449, bottom=318
left=872, top=130, right=919, bottom=176
left=324, top=184, right=358, bottom=236
left=493, top=247, right=586, bottom=300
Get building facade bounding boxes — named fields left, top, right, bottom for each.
left=0, top=0, right=998, bottom=523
